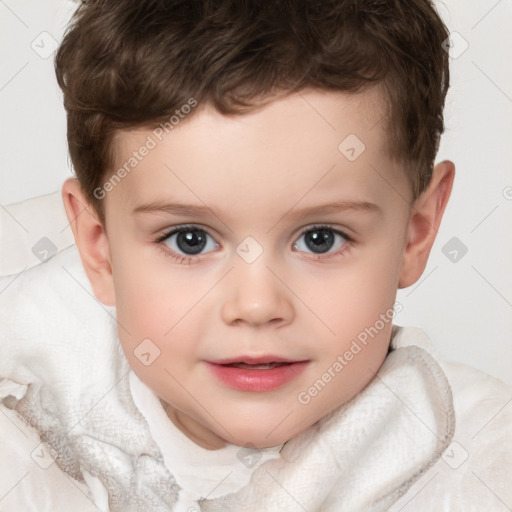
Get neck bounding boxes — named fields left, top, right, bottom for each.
left=160, top=399, right=228, bottom=450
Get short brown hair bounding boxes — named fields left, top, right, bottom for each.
left=55, top=0, right=450, bottom=225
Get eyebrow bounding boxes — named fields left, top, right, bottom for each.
left=132, top=199, right=382, bottom=220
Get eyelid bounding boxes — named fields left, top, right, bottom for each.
left=292, top=224, right=353, bottom=263
left=154, top=223, right=218, bottom=244
left=155, top=223, right=352, bottom=243
left=294, top=223, right=352, bottom=242
left=155, top=224, right=220, bottom=265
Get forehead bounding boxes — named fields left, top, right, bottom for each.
left=108, top=87, right=407, bottom=221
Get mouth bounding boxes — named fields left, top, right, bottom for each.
left=205, top=356, right=309, bottom=392
left=220, top=361, right=293, bottom=370
left=208, top=355, right=302, bottom=365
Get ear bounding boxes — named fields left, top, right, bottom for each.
left=398, top=160, right=455, bottom=288
left=61, top=177, right=116, bottom=306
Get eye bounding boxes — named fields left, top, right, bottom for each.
left=155, top=225, right=219, bottom=260
left=293, top=225, right=350, bottom=258
left=155, top=223, right=351, bottom=264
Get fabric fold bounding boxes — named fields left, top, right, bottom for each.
left=201, top=344, right=455, bottom=511
left=0, top=245, right=455, bottom=511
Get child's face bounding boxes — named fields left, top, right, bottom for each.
left=103, top=88, right=413, bottom=449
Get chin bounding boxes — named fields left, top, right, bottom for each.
left=232, top=435, right=287, bottom=449
left=223, top=422, right=306, bottom=449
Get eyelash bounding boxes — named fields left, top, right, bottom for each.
left=154, top=224, right=353, bottom=264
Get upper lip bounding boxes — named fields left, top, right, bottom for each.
left=207, top=355, right=306, bottom=365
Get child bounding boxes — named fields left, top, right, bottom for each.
left=1, top=0, right=511, bottom=510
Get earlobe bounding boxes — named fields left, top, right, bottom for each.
left=398, top=160, right=455, bottom=289
left=61, top=178, right=116, bottom=306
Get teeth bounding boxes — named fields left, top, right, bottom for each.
left=227, top=362, right=287, bottom=369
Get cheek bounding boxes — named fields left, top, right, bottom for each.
left=114, top=271, right=203, bottom=394
left=112, top=250, right=195, bottom=329
left=297, top=241, right=399, bottom=394
left=112, top=258, right=211, bottom=365
left=302, top=246, right=400, bottom=334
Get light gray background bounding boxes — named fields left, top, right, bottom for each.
left=1, top=0, right=511, bottom=385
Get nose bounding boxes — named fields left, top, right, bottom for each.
left=220, top=255, right=294, bottom=328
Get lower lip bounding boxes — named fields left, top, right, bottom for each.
left=205, top=361, right=309, bottom=392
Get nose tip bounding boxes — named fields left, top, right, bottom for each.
left=220, top=261, right=294, bottom=328
left=223, top=292, right=293, bottom=328
left=229, top=305, right=288, bottom=328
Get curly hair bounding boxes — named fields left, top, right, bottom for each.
left=55, top=0, right=450, bottom=225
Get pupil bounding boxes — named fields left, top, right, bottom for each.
left=305, top=228, right=334, bottom=253
left=177, top=230, right=207, bottom=255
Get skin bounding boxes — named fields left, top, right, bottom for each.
left=62, top=87, right=455, bottom=450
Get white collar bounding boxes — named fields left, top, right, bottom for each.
left=129, top=371, right=283, bottom=502
left=200, top=326, right=455, bottom=511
